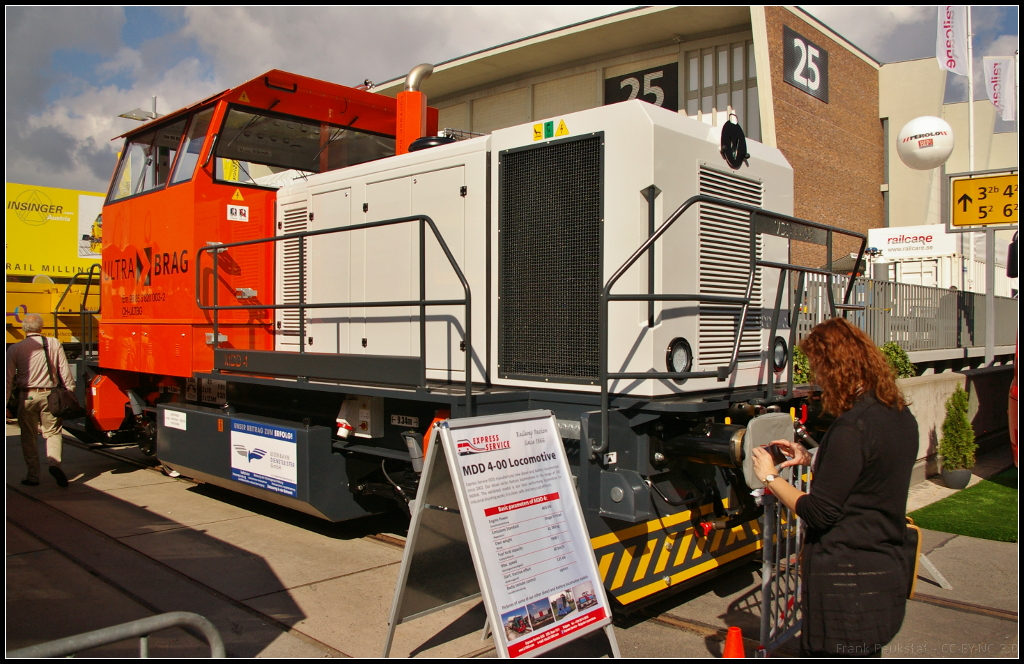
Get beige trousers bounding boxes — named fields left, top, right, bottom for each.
left=18, top=390, right=63, bottom=482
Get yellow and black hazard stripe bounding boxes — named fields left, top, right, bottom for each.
left=590, top=501, right=762, bottom=606
left=590, top=467, right=812, bottom=606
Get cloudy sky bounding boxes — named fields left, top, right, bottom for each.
left=5, top=6, right=1018, bottom=194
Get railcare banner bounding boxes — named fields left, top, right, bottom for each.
left=936, top=6, right=968, bottom=77
left=983, top=56, right=1016, bottom=122
left=383, top=410, right=619, bottom=658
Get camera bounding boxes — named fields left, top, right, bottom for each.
left=764, top=443, right=788, bottom=465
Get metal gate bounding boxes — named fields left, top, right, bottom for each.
left=757, top=462, right=812, bottom=656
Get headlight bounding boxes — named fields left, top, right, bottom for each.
left=666, top=338, right=693, bottom=383
left=772, top=337, right=788, bottom=372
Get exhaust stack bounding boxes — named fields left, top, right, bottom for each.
left=396, top=63, right=433, bottom=155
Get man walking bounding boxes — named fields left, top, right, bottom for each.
left=5, top=313, right=75, bottom=487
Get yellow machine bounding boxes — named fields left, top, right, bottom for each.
left=87, top=213, right=103, bottom=255
left=5, top=277, right=100, bottom=356
left=5, top=182, right=105, bottom=354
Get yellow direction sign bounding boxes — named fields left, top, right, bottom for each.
left=951, top=173, right=1018, bottom=226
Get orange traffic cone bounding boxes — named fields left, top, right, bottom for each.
left=722, top=626, right=745, bottom=658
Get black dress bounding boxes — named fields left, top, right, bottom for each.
left=795, top=391, right=918, bottom=656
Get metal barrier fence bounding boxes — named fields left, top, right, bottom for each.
left=796, top=273, right=1018, bottom=351
left=757, top=462, right=812, bottom=656
left=6, top=611, right=226, bottom=658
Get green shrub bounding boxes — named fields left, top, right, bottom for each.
left=792, top=346, right=812, bottom=385
left=938, top=384, right=976, bottom=471
left=880, top=341, right=917, bottom=378
left=792, top=340, right=914, bottom=386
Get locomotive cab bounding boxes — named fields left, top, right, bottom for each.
left=82, top=70, right=437, bottom=447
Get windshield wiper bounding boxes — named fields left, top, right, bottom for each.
left=309, top=116, right=360, bottom=165
left=225, top=114, right=265, bottom=148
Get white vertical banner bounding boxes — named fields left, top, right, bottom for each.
left=983, top=56, right=1016, bottom=121
left=937, top=6, right=969, bottom=76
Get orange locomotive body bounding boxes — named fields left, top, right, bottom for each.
left=85, top=69, right=437, bottom=448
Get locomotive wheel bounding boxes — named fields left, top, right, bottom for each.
left=136, top=419, right=158, bottom=458
left=138, top=437, right=157, bottom=457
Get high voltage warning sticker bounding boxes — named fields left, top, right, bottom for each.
left=951, top=173, right=1018, bottom=226
left=533, top=119, right=570, bottom=141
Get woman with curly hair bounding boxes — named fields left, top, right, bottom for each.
left=752, top=317, right=918, bottom=657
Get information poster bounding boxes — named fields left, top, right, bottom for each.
left=5, top=182, right=105, bottom=276
left=444, top=412, right=610, bottom=658
left=230, top=419, right=298, bottom=497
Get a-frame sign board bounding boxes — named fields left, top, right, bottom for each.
left=382, top=410, right=620, bottom=658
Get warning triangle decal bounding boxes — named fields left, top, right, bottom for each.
left=239, top=91, right=250, bottom=103
left=232, top=189, right=245, bottom=201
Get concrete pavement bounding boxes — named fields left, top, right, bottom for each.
left=6, top=425, right=1018, bottom=657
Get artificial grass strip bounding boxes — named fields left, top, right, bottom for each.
left=908, top=468, right=1018, bottom=543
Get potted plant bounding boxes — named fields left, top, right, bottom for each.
left=938, top=384, right=976, bottom=490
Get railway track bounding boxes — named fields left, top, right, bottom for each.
left=62, top=433, right=412, bottom=552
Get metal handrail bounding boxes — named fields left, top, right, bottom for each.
left=595, top=195, right=867, bottom=457
left=7, top=611, right=225, bottom=658
left=195, top=214, right=473, bottom=413
left=52, top=263, right=102, bottom=359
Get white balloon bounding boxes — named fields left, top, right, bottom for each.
left=896, top=116, right=955, bottom=170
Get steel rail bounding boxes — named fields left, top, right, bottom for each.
left=7, top=611, right=225, bottom=658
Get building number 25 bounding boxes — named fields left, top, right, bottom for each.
left=791, top=38, right=821, bottom=91
left=619, top=72, right=666, bottom=107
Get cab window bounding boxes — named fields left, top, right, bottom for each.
left=213, top=107, right=395, bottom=189
left=108, top=118, right=188, bottom=202
left=169, top=108, right=216, bottom=185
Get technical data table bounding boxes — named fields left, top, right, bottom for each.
left=450, top=412, right=611, bottom=657
left=490, top=491, right=575, bottom=596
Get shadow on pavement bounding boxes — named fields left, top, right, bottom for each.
left=6, top=431, right=309, bottom=657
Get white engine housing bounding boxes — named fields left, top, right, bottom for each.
left=274, top=100, right=793, bottom=397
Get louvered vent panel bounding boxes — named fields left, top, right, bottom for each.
left=698, top=167, right=763, bottom=364
left=279, top=206, right=309, bottom=336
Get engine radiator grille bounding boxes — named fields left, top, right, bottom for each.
left=498, top=135, right=603, bottom=382
left=698, top=166, right=763, bottom=364
left=279, top=204, right=309, bottom=339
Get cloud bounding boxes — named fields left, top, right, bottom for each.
left=984, top=34, right=1019, bottom=57
left=7, top=56, right=222, bottom=192
left=96, top=47, right=144, bottom=80
left=6, top=6, right=631, bottom=192
left=6, top=7, right=126, bottom=124
left=178, top=7, right=632, bottom=89
left=801, top=5, right=934, bottom=62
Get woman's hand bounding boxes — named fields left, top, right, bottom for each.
left=751, top=446, right=778, bottom=484
left=770, top=439, right=812, bottom=468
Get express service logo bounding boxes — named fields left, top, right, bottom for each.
left=233, top=444, right=268, bottom=463
left=457, top=434, right=512, bottom=456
